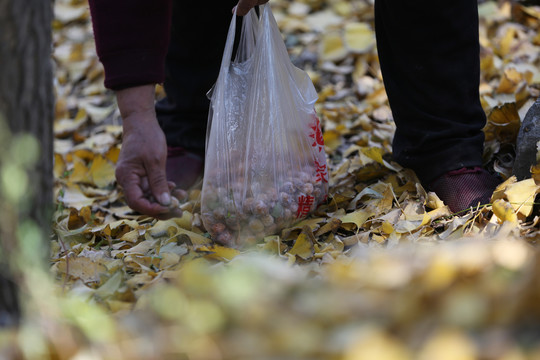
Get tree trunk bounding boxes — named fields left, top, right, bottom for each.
left=0, top=0, right=54, bottom=326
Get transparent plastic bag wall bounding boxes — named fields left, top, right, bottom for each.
left=201, top=6, right=328, bottom=246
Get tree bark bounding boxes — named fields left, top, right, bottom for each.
left=0, top=0, right=54, bottom=326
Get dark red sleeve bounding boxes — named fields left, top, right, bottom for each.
left=88, top=0, right=172, bottom=90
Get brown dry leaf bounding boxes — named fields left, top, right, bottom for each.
left=314, top=217, right=342, bottom=237
left=281, top=217, right=324, bottom=240
left=41, top=1, right=540, bottom=358
left=56, top=257, right=107, bottom=283
left=497, top=67, right=528, bottom=94
left=485, top=102, right=521, bottom=143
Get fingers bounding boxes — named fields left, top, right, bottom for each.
left=116, top=165, right=171, bottom=217
left=117, top=171, right=184, bottom=219
left=144, top=155, right=171, bottom=207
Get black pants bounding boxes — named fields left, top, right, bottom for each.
left=159, top=0, right=486, bottom=184
left=156, top=0, right=239, bottom=155
left=375, top=0, right=486, bottom=183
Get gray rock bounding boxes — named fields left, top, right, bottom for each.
left=513, top=97, right=540, bottom=180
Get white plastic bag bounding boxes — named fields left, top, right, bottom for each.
left=201, top=5, right=328, bottom=246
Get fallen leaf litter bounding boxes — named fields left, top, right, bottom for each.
left=20, top=0, right=540, bottom=358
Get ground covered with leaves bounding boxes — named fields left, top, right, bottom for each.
left=2, top=0, right=540, bottom=359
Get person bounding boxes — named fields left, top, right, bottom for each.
left=88, top=0, right=500, bottom=219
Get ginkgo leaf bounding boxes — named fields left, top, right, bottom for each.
left=56, top=257, right=106, bottom=283
left=322, top=129, right=341, bottom=151
left=492, top=199, right=518, bottom=224
left=89, top=155, right=115, bottom=188
left=197, top=245, right=240, bottom=261
left=54, top=153, right=66, bottom=178
left=319, top=31, right=348, bottom=62
left=95, top=271, right=123, bottom=298
left=40, top=1, right=540, bottom=358
left=288, top=231, right=315, bottom=260
left=344, top=22, right=375, bottom=54
left=54, top=3, right=88, bottom=23
left=104, top=146, right=120, bottom=164
left=68, top=157, right=91, bottom=183
left=503, top=178, right=540, bottom=217
left=339, top=209, right=371, bottom=229
left=59, top=184, right=95, bottom=210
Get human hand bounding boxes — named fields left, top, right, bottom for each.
left=233, top=0, right=270, bottom=16
left=115, top=85, right=184, bottom=219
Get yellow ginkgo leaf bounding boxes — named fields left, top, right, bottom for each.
left=361, top=146, right=384, bottom=165
left=105, top=146, right=120, bottom=164
left=198, top=245, right=240, bottom=261
left=288, top=232, right=315, bottom=260
left=344, top=22, right=375, bottom=54
left=69, top=157, right=91, bottom=183
left=339, top=209, right=371, bottom=230
left=492, top=199, right=518, bottom=223
left=319, top=31, right=348, bottom=62
left=381, top=221, right=394, bottom=235
left=504, top=178, right=540, bottom=217
left=54, top=153, right=66, bottom=178
left=323, top=129, right=341, bottom=152
left=89, top=155, right=115, bottom=188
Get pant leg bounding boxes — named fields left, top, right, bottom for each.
left=375, top=0, right=486, bottom=184
left=157, top=0, right=239, bottom=154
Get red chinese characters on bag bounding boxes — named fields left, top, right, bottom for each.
left=296, top=195, right=315, bottom=218
left=314, top=158, right=328, bottom=183
left=309, top=115, right=325, bottom=153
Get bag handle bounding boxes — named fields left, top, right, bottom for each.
left=255, top=4, right=319, bottom=106
left=215, top=9, right=259, bottom=87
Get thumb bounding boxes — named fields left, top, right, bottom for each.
left=146, top=161, right=171, bottom=206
